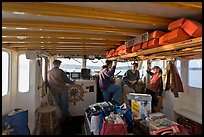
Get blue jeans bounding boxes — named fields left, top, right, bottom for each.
left=102, top=84, right=122, bottom=102
left=54, top=91, right=69, bottom=122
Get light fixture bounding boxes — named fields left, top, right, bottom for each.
left=16, top=27, right=28, bottom=30
left=17, top=36, right=28, bottom=40
left=13, top=11, right=25, bottom=15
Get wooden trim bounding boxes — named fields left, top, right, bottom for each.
left=2, top=2, right=173, bottom=26
left=2, top=30, right=132, bottom=41
left=3, top=19, right=149, bottom=36
left=4, top=43, right=117, bottom=48
left=152, top=2, right=202, bottom=11
left=2, top=37, right=123, bottom=45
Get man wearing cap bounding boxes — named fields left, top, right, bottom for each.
left=99, top=60, right=122, bottom=104
left=47, top=60, right=74, bottom=123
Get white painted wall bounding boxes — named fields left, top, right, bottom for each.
left=162, top=58, right=202, bottom=121
left=2, top=51, right=41, bottom=135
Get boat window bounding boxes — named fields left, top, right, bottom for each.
left=188, top=59, right=202, bottom=88
left=18, top=54, right=30, bottom=92
left=175, top=60, right=181, bottom=76
left=57, top=58, right=82, bottom=73
left=86, top=59, right=106, bottom=74
left=2, top=51, right=9, bottom=96
left=151, top=60, right=163, bottom=70
left=115, top=61, right=132, bottom=77
left=42, top=57, right=45, bottom=81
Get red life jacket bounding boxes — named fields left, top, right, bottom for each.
left=147, top=73, right=162, bottom=93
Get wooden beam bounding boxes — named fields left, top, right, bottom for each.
left=2, top=2, right=173, bottom=26
left=152, top=2, right=202, bottom=11
left=2, top=19, right=149, bottom=36
left=2, top=37, right=123, bottom=45
left=2, top=30, right=132, bottom=41
left=4, top=43, right=117, bottom=48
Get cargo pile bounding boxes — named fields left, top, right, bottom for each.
left=106, top=18, right=202, bottom=58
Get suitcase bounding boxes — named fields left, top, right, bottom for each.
left=181, top=19, right=202, bottom=37
left=168, top=18, right=186, bottom=31
left=149, top=30, right=166, bottom=40
left=166, top=28, right=190, bottom=44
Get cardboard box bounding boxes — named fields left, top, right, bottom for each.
left=129, top=93, right=152, bottom=119
left=168, top=18, right=186, bottom=31
left=181, top=19, right=202, bottom=37
left=149, top=30, right=165, bottom=40
left=166, top=28, right=190, bottom=43
left=125, top=32, right=149, bottom=47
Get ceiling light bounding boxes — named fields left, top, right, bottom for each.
left=2, top=36, right=8, bottom=38
left=2, top=27, right=7, bottom=29
left=40, top=37, right=44, bottom=39
left=16, top=27, right=28, bottom=30
left=13, top=12, right=25, bottom=15
left=17, top=36, right=28, bottom=40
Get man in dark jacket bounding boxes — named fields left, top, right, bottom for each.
left=122, top=62, right=140, bottom=92
left=47, top=60, right=74, bottom=123
left=99, top=60, right=121, bottom=104
left=121, top=62, right=140, bottom=106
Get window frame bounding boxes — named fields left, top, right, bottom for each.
left=175, top=59, right=181, bottom=76
left=2, top=50, right=10, bottom=96
left=188, top=59, right=202, bottom=89
left=18, top=53, right=30, bottom=93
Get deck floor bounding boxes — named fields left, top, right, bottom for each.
left=61, top=116, right=85, bottom=135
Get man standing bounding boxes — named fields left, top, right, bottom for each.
left=47, top=60, right=74, bottom=123
left=99, top=60, right=121, bottom=104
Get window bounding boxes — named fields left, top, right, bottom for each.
left=188, top=59, right=202, bottom=88
left=86, top=59, right=106, bottom=74
left=175, top=60, right=181, bottom=76
left=58, top=58, right=82, bottom=72
left=42, top=58, right=45, bottom=81
left=115, top=61, right=132, bottom=76
left=18, top=54, right=30, bottom=92
left=151, top=60, right=164, bottom=70
left=2, top=51, right=9, bottom=96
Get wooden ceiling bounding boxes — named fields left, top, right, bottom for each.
left=2, top=2, right=202, bottom=57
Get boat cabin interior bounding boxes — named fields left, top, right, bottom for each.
left=2, top=2, right=202, bottom=135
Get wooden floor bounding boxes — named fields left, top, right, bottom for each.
left=61, top=116, right=85, bottom=135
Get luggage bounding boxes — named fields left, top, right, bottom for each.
left=2, top=109, right=30, bottom=135
left=181, top=19, right=202, bottom=37
left=166, top=28, right=190, bottom=44
left=168, top=18, right=186, bottom=31
left=149, top=30, right=166, bottom=40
